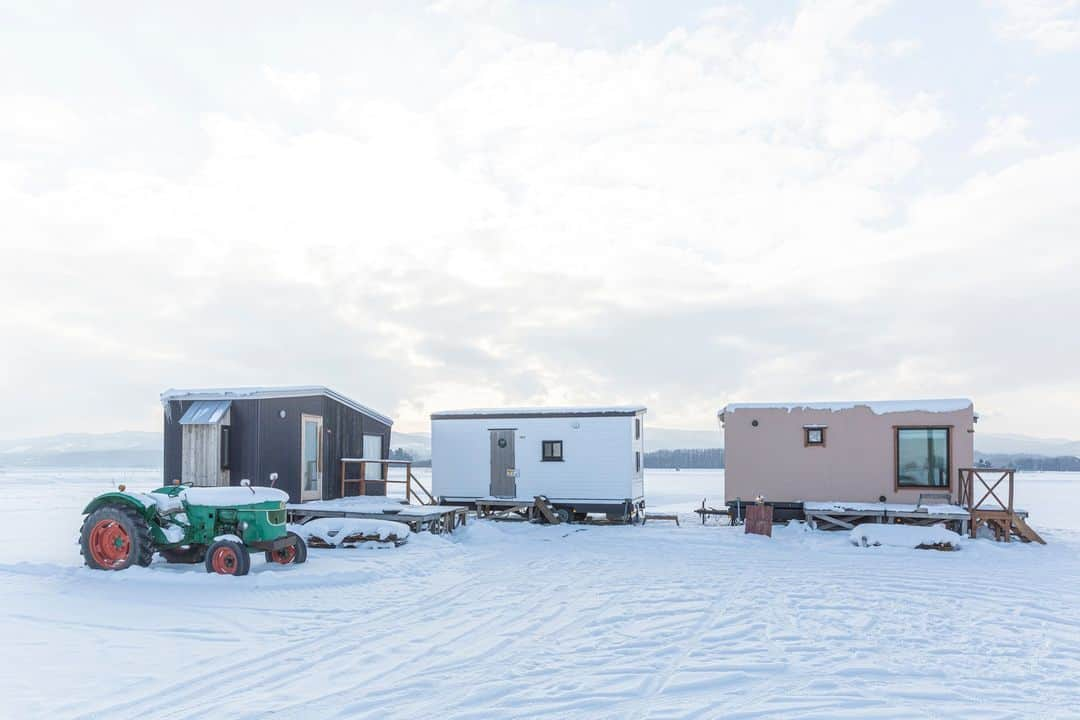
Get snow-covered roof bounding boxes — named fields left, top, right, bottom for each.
left=161, top=386, right=393, bottom=426
left=719, top=398, right=973, bottom=417
left=432, top=405, right=646, bottom=419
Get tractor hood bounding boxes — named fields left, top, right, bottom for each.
left=180, top=486, right=289, bottom=508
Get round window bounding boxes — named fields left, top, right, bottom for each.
left=497, top=438, right=507, bottom=448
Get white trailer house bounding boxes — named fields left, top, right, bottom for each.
left=430, top=406, right=647, bottom=520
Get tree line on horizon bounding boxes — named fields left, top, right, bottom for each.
left=389, top=447, right=1080, bottom=473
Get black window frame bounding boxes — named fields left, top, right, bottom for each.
left=895, top=426, right=951, bottom=490
left=634, top=418, right=641, bottom=440
left=635, top=451, right=641, bottom=473
left=541, top=440, right=564, bottom=462
left=804, top=426, right=826, bottom=447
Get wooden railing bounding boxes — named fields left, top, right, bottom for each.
left=958, top=467, right=1014, bottom=516
left=340, top=458, right=436, bottom=505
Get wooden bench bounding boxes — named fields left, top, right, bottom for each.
left=643, top=512, right=680, bottom=526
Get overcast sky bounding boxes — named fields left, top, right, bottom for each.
left=2, top=0, right=1079, bottom=439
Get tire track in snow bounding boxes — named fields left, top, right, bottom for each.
left=68, top=557, right=482, bottom=720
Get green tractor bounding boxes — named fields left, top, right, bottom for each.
left=79, top=481, right=307, bottom=576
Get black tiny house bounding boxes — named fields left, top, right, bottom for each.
left=161, top=386, right=393, bottom=503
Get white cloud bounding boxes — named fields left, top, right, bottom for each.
left=0, top=95, right=82, bottom=146
left=886, top=38, right=919, bottom=57
left=971, top=114, right=1035, bottom=155
left=262, top=66, right=322, bottom=104
left=0, top=1, right=1077, bottom=438
left=995, top=0, right=1080, bottom=51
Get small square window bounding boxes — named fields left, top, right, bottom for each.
left=804, top=427, right=826, bottom=447
left=542, top=440, right=563, bottom=461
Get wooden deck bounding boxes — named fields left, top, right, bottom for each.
left=803, top=501, right=982, bottom=532
left=802, top=469, right=1045, bottom=544
left=287, top=501, right=468, bottom=534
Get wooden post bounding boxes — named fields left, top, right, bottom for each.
left=406, top=462, right=412, bottom=503
left=360, top=460, right=366, bottom=497
left=340, top=459, right=346, bottom=499
left=1006, top=470, right=1014, bottom=543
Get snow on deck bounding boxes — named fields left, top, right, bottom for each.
left=804, top=500, right=972, bottom=517
left=2, top=468, right=1079, bottom=718
left=289, top=496, right=412, bottom=514
left=290, top=496, right=466, bottom=516
left=290, top=518, right=410, bottom=543
left=720, top=398, right=973, bottom=415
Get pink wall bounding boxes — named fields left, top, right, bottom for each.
left=721, top=404, right=975, bottom=504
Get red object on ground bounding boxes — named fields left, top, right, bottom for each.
left=745, top=504, right=773, bottom=537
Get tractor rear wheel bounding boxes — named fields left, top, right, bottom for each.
left=159, top=545, right=207, bottom=564
left=80, top=505, right=154, bottom=571
left=205, top=540, right=251, bottom=576
left=265, top=532, right=307, bottom=565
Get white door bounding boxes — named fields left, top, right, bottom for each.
left=363, top=434, right=384, bottom=485
left=301, top=415, right=324, bottom=501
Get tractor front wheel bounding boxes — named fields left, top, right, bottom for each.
left=266, top=532, right=307, bottom=565
left=80, top=505, right=154, bottom=571
left=205, top=540, right=251, bottom=576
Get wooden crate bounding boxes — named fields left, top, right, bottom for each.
left=745, top=504, right=773, bottom=537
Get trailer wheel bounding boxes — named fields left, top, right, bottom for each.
left=265, top=532, right=307, bottom=565
left=205, top=539, right=250, bottom=576
left=555, top=508, right=572, bottom=524
left=159, top=545, right=206, bottom=564
left=80, top=505, right=154, bottom=571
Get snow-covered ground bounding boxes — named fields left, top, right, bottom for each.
left=2, top=468, right=1079, bottom=718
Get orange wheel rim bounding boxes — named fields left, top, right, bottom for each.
left=211, top=546, right=239, bottom=574
left=271, top=545, right=297, bottom=565
left=88, top=519, right=131, bottom=569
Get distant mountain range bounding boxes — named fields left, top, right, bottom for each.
left=0, top=428, right=1076, bottom=469
left=0, top=431, right=162, bottom=468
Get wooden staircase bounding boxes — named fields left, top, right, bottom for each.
left=407, top=470, right=436, bottom=506
left=970, top=510, right=1046, bottom=544
left=959, top=468, right=1046, bottom=544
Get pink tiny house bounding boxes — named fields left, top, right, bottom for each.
left=718, top=399, right=977, bottom=511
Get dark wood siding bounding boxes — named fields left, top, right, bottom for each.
left=162, top=392, right=391, bottom=503
left=225, top=399, right=259, bottom=488
left=163, top=400, right=185, bottom=484
left=252, top=396, right=322, bottom=503
left=323, top=397, right=392, bottom=498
